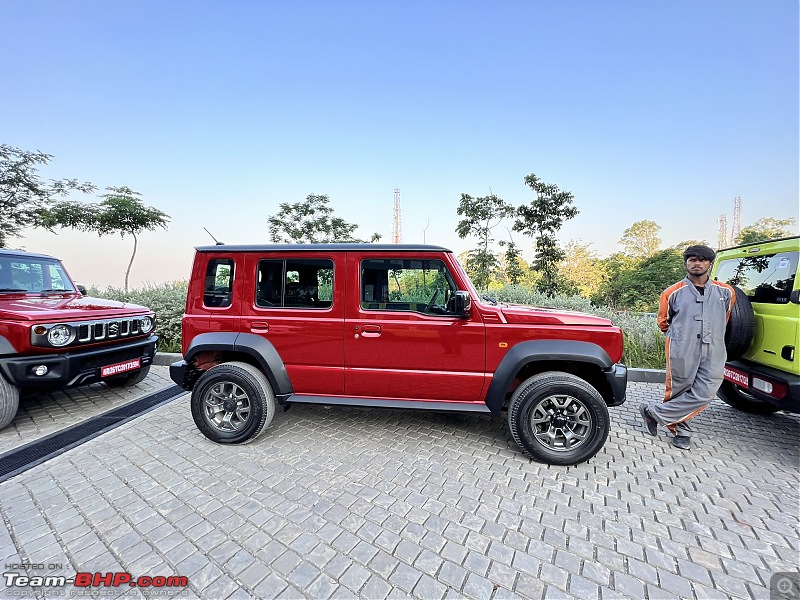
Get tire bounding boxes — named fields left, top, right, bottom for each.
left=716, top=380, right=778, bottom=414
left=190, top=361, right=275, bottom=444
left=507, top=371, right=610, bottom=466
left=725, top=286, right=755, bottom=360
left=105, top=365, right=151, bottom=388
left=0, top=372, right=20, bottom=431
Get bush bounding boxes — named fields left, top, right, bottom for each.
left=88, top=281, right=187, bottom=353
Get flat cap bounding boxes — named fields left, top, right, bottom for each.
left=683, top=244, right=716, bottom=261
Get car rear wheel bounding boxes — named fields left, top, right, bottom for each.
left=191, top=361, right=275, bottom=444
left=716, top=380, right=778, bottom=414
left=0, top=373, right=19, bottom=431
left=507, top=372, right=610, bottom=466
left=106, top=365, right=150, bottom=388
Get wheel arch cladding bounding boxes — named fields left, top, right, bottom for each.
left=184, top=332, right=293, bottom=396
left=484, top=339, right=614, bottom=414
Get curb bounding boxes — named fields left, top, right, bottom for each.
left=152, top=353, right=667, bottom=383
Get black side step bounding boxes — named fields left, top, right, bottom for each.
left=288, top=394, right=493, bottom=413
left=0, top=385, right=185, bottom=484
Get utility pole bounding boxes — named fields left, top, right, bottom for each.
left=392, top=188, right=402, bottom=244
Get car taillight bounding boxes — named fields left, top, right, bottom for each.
left=752, top=376, right=788, bottom=400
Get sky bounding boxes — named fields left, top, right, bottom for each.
left=2, top=0, right=798, bottom=289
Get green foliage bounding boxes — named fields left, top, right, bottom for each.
left=268, top=194, right=380, bottom=243
left=593, top=249, right=685, bottom=311
left=513, top=173, right=579, bottom=296
left=735, top=217, right=796, bottom=245
left=618, top=220, right=661, bottom=257
left=0, top=144, right=96, bottom=247
left=455, top=193, right=513, bottom=289
left=88, top=281, right=187, bottom=353
left=499, top=238, right=525, bottom=285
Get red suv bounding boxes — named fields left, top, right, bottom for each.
left=171, top=244, right=627, bottom=465
left=0, top=249, right=158, bottom=430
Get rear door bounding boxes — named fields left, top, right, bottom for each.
left=240, top=252, right=345, bottom=395
left=343, top=251, right=486, bottom=403
left=715, top=244, right=800, bottom=375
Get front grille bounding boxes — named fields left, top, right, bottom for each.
left=78, top=317, right=142, bottom=343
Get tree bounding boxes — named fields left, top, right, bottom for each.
left=498, top=235, right=525, bottom=285
left=593, top=249, right=684, bottom=311
left=735, top=217, right=796, bottom=245
left=455, top=193, right=513, bottom=290
left=513, top=173, right=579, bottom=296
left=619, top=220, right=661, bottom=257
left=268, top=194, right=380, bottom=244
left=42, top=186, right=170, bottom=292
left=559, top=240, right=608, bottom=298
left=0, top=144, right=96, bottom=247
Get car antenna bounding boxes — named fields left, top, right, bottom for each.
left=203, top=227, right=225, bottom=245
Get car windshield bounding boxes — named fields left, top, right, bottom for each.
left=0, top=256, right=76, bottom=294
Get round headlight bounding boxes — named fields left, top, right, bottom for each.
left=47, top=324, right=73, bottom=347
left=139, top=316, right=154, bottom=334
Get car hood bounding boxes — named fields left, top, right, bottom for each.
left=0, top=294, right=151, bottom=322
left=500, top=304, right=615, bottom=327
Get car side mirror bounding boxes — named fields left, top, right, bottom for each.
left=453, top=291, right=472, bottom=318
left=791, top=290, right=800, bottom=305
left=76, top=285, right=87, bottom=295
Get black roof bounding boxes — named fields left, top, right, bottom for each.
left=195, top=243, right=452, bottom=253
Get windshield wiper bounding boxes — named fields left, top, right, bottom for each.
left=38, top=289, right=72, bottom=294
left=481, top=294, right=498, bottom=305
left=0, top=288, right=26, bottom=292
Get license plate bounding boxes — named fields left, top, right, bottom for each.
left=101, top=358, right=141, bottom=378
left=723, top=365, right=749, bottom=388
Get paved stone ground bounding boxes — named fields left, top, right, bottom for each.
left=0, top=378, right=798, bottom=599
left=0, top=366, right=174, bottom=455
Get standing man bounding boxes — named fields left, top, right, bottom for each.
left=640, top=244, right=735, bottom=449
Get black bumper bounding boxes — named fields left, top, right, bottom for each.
left=0, top=335, right=158, bottom=389
left=605, top=363, right=628, bottom=406
left=170, top=359, right=189, bottom=389
left=724, top=359, right=800, bottom=413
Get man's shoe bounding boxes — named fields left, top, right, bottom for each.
left=639, top=403, right=658, bottom=436
left=672, top=435, right=691, bottom=450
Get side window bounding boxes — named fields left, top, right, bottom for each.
left=204, top=258, right=234, bottom=308
left=361, top=259, right=457, bottom=315
left=715, top=251, right=799, bottom=304
left=256, top=259, right=333, bottom=309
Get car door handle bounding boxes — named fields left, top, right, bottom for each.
left=250, top=322, right=269, bottom=333
left=360, top=324, right=381, bottom=337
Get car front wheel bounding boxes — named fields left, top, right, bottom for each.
left=507, top=371, right=610, bottom=466
left=106, top=365, right=150, bottom=388
left=191, top=361, right=275, bottom=444
left=0, top=373, right=20, bottom=431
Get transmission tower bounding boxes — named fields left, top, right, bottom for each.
left=717, top=214, right=728, bottom=248
left=392, top=188, right=402, bottom=244
left=730, top=196, right=742, bottom=243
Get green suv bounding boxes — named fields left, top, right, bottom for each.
left=712, top=235, right=799, bottom=413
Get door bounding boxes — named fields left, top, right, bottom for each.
left=240, top=253, right=345, bottom=395
left=343, top=252, right=486, bottom=403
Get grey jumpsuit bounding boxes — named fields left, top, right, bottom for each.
left=648, top=277, right=735, bottom=437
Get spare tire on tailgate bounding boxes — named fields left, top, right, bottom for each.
left=725, top=285, right=755, bottom=359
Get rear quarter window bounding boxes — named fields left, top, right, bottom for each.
left=204, top=258, right=235, bottom=307
left=715, top=251, right=798, bottom=304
